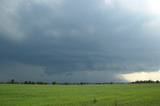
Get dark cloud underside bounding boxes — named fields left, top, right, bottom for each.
left=0, top=0, right=160, bottom=82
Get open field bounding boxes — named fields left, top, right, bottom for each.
left=0, top=84, right=160, bottom=106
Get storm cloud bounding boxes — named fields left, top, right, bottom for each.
left=1, top=0, right=160, bottom=82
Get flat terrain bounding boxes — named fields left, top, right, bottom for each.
left=0, top=84, right=160, bottom=106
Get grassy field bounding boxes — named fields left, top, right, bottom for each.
left=0, top=84, right=160, bottom=106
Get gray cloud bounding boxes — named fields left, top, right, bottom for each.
left=1, top=0, right=160, bottom=82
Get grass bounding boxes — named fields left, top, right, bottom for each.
left=0, top=84, right=160, bottom=106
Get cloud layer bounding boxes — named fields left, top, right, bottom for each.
left=1, top=0, right=160, bottom=82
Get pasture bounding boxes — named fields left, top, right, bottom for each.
left=0, top=84, right=160, bottom=106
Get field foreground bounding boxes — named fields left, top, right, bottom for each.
left=0, top=84, right=160, bottom=106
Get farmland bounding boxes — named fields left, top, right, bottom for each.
left=0, top=84, right=160, bottom=106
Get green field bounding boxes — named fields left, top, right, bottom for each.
left=0, top=84, right=160, bottom=106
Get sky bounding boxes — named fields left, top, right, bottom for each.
left=0, top=0, right=160, bottom=83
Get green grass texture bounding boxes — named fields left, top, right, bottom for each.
left=0, top=84, right=160, bottom=106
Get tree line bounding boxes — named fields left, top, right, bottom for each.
left=0, top=79, right=89, bottom=85
left=132, top=80, right=160, bottom=84
left=0, top=79, right=49, bottom=85
left=0, top=79, right=119, bottom=85
left=0, top=79, right=159, bottom=85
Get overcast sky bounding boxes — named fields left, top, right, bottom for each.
left=1, top=0, right=160, bottom=82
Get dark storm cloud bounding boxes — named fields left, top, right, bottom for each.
left=1, top=0, right=160, bottom=82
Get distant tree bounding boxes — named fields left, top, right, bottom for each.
left=110, top=82, right=114, bottom=84
left=52, top=81, right=56, bottom=85
left=26, top=81, right=31, bottom=84
left=24, top=81, right=28, bottom=84
left=63, top=82, right=70, bottom=85
left=31, top=81, right=35, bottom=84
left=156, top=80, right=159, bottom=83
left=80, top=82, right=84, bottom=85
left=11, top=79, right=15, bottom=84
left=80, top=82, right=87, bottom=85
left=96, top=83, right=102, bottom=85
